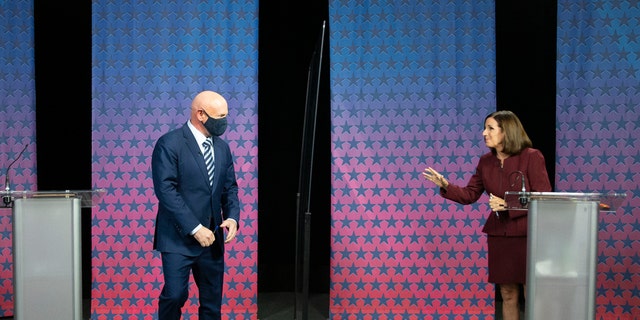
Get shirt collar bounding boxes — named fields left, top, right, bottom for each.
left=187, top=120, right=210, bottom=149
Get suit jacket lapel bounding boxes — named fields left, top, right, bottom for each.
left=182, top=125, right=211, bottom=188
left=211, top=137, right=223, bottom=190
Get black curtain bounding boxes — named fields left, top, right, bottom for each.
left=496, top=0, right=557, bottom=186
left=258, top=0, right=331, bottom=294
left=32, top=0, right=556, bottom=302
left=34, top=0, right=92, bottom=299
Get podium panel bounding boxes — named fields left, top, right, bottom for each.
left=505, top=191, right=626, bottom=320
left=13, top=197, right=82, bottom=320
left=527, top=199, right=598, bottom=319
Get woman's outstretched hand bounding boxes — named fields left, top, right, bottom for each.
left=422, top=167, right=449, bottom=189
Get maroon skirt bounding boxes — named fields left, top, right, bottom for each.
left=487, top=235, right=527, bottom=284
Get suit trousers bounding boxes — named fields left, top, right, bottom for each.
left=158, top=247, right=224, bottom=320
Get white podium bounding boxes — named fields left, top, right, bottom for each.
left=505, top=191, right=626, bottom=320
left=3, top=189, right=104, bottom=320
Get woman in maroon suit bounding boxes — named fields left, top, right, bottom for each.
left=422, top=110, right=552, bottom=320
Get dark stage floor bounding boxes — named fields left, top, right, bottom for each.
left=258, top=292, right=329, bottom=320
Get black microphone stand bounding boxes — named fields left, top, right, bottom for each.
left=3, top=143, right=29, bottom=208
left=509, top=170, right=528, bottom=207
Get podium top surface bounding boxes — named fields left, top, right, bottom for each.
left=505, top=191, right=627, bottom=212
left=3, top=189, right=106, bottom=208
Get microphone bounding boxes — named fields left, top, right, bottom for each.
left=3, top=143, right=29, bottom=207
left=516, top=170, right=528, bottom=206
left=509, top=170, right=528, bottom=207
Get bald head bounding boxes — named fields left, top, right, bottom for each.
left=190, top=90, right=229, bottom=136
left=192, top=91, right=227, bottom=112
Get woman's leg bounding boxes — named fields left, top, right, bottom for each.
left=500, top=283, right=520, bottom=320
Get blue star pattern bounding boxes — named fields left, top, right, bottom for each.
left=556, top=1, right=640, bottom=318
left=329, top=0, right=496, bottom=318
left=0, top=0, right=37, bottom=317
left=91, top=1, right=258, bottom=318
left=3, top=0, right=638, bottom=318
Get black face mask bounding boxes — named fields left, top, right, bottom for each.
left=202, top=112, right=227, bottom=136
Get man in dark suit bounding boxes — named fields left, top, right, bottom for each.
left=152, top=90, right=240, bottom=320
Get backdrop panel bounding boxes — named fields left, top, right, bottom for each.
left=329, top=1, right=496, bottom=318
left=0, top=0, right=37, bottom=317
left=91, top=1, right=258, bottom=318
left=556, top=0, right=640, bottom=318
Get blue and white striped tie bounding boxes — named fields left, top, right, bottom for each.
left=203, top=138, right=215, bottom=186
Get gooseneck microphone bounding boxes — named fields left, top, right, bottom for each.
left=516, top=170, right=528, bottom=206
left=509, top=170, right=528, bottom=207
left=3, top=143, right=29, bottom=207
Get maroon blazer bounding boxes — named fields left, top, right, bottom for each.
left=441, top=148, right=552, bottom=236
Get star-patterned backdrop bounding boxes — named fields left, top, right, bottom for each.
left=328, top=1, right=497, bottom=318
left=556, top=0, right=640, bottom=318
left=0, top=0, right=37, bottom=317
left=91, top=0, right=258, bottom=319
left=328, top=0, right=639, bottom=319
left=1, top=0, right=639, bottom=319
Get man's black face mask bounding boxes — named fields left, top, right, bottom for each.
left=202, top=110, right=227, bottom=136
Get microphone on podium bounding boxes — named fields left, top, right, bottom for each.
left=3, top=143, right=29, bottom=207
left=509, top=170, right=528, bottom=207
left=515, top=170, right=528, bottom=206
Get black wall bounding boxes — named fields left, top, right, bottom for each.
left=257, top=1, right=331, bottom=293
left=496, top=0, right=557, bottom=186
left=32, top=0, right=556, bottom=300
left=34, top=1, right=91, bottom=189
left=34, top=0, right=92, bottom=298
left=257, top=0, right=558, bottom=295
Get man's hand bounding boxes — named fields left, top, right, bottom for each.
left=193, top=226, right=215, bottom=247
left=220, top=219, right=238, bottom=243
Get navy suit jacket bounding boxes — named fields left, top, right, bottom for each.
left=152, top=123, right=240, bottom=256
